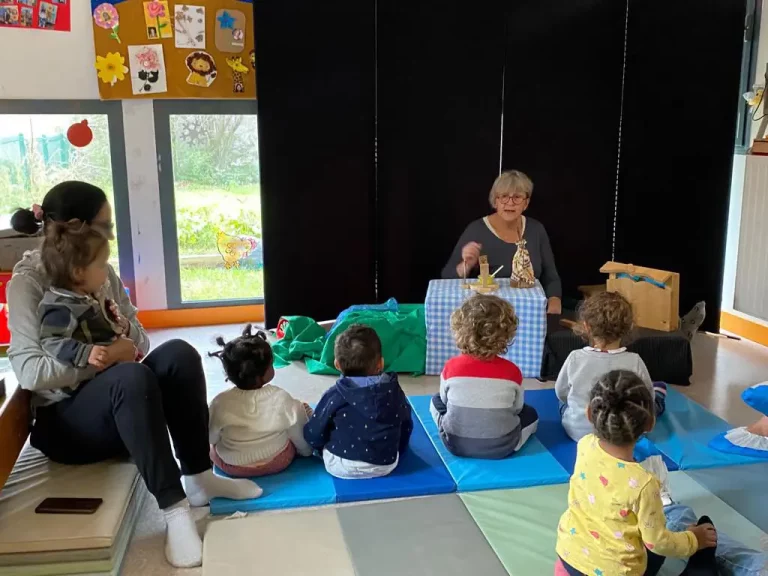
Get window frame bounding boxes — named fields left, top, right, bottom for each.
left=0, top=100, right=135, bottom=298
left=152, top=99, right=262, bottom=309
left=735, top=0, right=761, bottom=153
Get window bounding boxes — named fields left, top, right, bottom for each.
left=154, top=100, right=262, bottom=307
left=736, top=0, right=760, bottom=151
left=0, top=101, right=132, bottom=284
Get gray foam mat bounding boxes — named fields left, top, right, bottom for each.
left=337, top=495, right=508, bottom=576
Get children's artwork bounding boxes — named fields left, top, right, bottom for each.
left=128, top=45, right=168, bottom=95
left=215, top=9, right=246, bottom=53
left=174, top=4, right=205, bottom=49
left=225, top=56, right=248, bottom=94
left=67, top=120, right=94, bottom=148
left=94, top=52, right=129, bottom=86
left=93, top=3, right=121, bottom=44
left=185, top=51, right=217, bottom=88
left=0, top=0, right=70, bottom=31
left=143, top=0, right=171, bottom=40
left=216, top=231, right=257, bottom=269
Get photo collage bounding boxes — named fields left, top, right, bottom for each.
left=0, top=0, right=70, bottom=31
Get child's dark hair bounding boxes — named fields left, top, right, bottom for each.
left=209, top=324, right=274, bottom=390
left=11, top=181, right=108, bottom=235
left=589, top=370, right=654, bottom=446
left=576, top=291, right=634, bottom=344
left=41, top=220, right=109, bottom=290
left=334, top=324, right=382, bottom=377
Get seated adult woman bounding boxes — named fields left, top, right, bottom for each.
left=7, top=181, right=260, bottom=569
left=441, top=170, right=562, bottom=314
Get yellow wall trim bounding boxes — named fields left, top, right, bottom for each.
left=138, top=305, right=264, bottom=329
left=720, top=311, right=768, bottom=347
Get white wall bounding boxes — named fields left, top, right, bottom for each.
left=0, top=3, right=99, bottom=100
left=722, top=153, right=746, bottom=312
left=0, top=4, right=167, bottom=310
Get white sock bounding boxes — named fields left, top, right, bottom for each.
left=183, top=468, right=262, bottom=507
left=163, top=500, right=203, bottom=568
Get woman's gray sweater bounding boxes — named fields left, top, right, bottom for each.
left=441, top=216, right=562, bottom=298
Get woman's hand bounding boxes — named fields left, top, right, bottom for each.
left=105, top=337, right=138, bottom=366
left=88, top=346, right=110, bottom=370
left=547, top=296, right=562, bottom=315
left=456, top=242, right=482, bottom=277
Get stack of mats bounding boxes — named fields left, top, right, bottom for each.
left=0, top=447, right=145, bottom=576
left=205, top=387, right=766, bottom=576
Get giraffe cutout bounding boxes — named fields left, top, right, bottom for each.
left=225, top=56, right=249, bottom=93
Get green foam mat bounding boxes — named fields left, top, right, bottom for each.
left=461, top=484, right=569, bottom=575
left=461, top=474, right=767, bottom=576
left=337, top=494, right=507, bottom=576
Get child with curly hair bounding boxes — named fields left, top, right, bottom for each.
left=556, top=370, right=717, bottom=576
left=208, top=325, right=313, bottom=482
left=430, top=294, right=539, bottom=458
left=556, top=291, right=667, bottom=442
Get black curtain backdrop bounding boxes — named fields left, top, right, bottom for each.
left=376, top=1, right=506, bottom=303
left=253, top=0, right=376, bottom=327
left=616, top=0, right=746, bottom=332
left=501, top=0, right=626, bottom=301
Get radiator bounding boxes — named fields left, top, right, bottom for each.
left=734, top=154, right=768, bottom=321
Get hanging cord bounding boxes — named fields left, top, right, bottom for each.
left=612, top=0, right=630, bottom=261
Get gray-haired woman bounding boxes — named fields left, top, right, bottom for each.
left=441, top=170, right=562, bottom=314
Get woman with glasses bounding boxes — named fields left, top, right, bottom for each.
left=7, top=181, right=259, bottom=568
left=441, top=170, right=563, bottom=315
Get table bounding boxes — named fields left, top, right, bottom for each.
left=541, top=325, right=693, bottom=385
left=425, top=279, right=547, bottom=377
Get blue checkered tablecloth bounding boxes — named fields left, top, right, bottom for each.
left=425, top=279, right=547, bottom=377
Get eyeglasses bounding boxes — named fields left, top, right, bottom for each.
left=497, top=193, right=527, bottom=206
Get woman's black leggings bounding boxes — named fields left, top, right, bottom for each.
left=31, top=340, right=211, bottom=509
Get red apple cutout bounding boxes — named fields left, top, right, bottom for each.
left=67, top=120, right=93, bottom=148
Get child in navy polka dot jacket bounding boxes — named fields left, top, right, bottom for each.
left=303, top=325, right=413, bottom=479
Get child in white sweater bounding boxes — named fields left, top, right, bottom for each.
left=208, top=325, right=313, bottom=479
left=556, top=292, right=667, bottom=442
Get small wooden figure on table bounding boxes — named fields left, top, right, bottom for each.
left=510, top=239, right=536, bottom=288
left=468, top=256, right=501, bottom=293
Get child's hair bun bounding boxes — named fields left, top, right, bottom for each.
left=10, top=208, right=41, bottom=235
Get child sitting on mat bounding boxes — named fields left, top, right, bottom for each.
left=556, top=291, right=667, bottom=442
left=303, top=324, right=413, bottom=479
left=555, top=370, right=717, bottom=576
left=430, top=294, right=539, bottom=458
left=208, top=325, right=313, bottom=480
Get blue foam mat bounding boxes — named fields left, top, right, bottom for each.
left=686, top=462, right=768, bottom=532
left=210, top=455, right=337, bottom=515
left=646, top=389, right=767, bottom=470
left=333, top=409, right=456, bottom=503
left=524, top=389, right=678, bottom=473
left=409, top=395, right=570, bottom=492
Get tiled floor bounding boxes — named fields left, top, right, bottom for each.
left=110, top=327, right=768, bottom=575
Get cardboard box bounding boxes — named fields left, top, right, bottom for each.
left=0, top=235, right=41, bottom=272
left=600, top=262, right=680, bottom=332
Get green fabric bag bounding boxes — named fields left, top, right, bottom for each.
left=271, top=305, right=426, bottom=375
left=271, top=315, right=327, bottom=368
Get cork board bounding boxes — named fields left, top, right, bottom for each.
left=91, top=0, right=255, bottom=100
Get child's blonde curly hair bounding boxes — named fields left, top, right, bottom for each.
left=451, top=294, right=518, bottom=359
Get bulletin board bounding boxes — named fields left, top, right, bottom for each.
left=0, top=1, right=71, bottom=32
left=91, top=0, right=255, bottom=100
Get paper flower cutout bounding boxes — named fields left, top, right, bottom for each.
left=217, top=10, right=235, bottom=29
left=135, top=46, right=160, bottom=71
left=93, top=3, right=121, bottom=43
left=146, top=1, right=166, bottom=18
left=95, top=52, right=128, bottom=86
